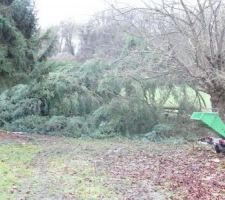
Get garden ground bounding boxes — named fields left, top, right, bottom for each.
left=0, top=131, right=225, bottom=200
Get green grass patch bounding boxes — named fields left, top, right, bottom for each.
left=0, top=143, right=40, bottom=199
left=49, top=156, right=119, bottom=200
left=161, top=87, right=211, bottom=109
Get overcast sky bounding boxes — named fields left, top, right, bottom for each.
left=36, top=0, right=142, bottom=27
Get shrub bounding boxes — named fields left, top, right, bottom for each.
left=64, top=116, right=88, bottom=137
left=43, top=116, right=67, bottom=133
left=152, top=123, right=175, bottom=136
left=4, top=115, right=48, bottom=133
left=92, top=98, right=160, bottom=136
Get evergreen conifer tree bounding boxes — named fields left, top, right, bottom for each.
left=0, top=0, right=37, bottom=84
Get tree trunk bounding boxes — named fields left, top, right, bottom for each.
left=210, top=93, right=225, bottom=121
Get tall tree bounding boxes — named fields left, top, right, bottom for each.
left=0, top=0, right=37, bottom=84
left=59, top=20, right=77, bottom=55
left=77, top=11, right=124, bottom=61
left=115, top=0, right=225, bottom=119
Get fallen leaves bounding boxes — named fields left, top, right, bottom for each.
left=100, top=144, right=225, bottom=200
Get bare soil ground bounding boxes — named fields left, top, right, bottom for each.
left=0, top=132, right=225, bottom=200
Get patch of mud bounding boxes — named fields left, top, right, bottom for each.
left=0, top=130, right=32, bottom=142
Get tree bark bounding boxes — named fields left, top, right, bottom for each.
left=210, top=93, right=225, bottom=121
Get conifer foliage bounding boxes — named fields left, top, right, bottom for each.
left=0, top=0, right=37, bottom=83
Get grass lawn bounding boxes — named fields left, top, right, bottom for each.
left=1, top=132, right=225, bottom=200
left=162, top=87, right=211, bottom=109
